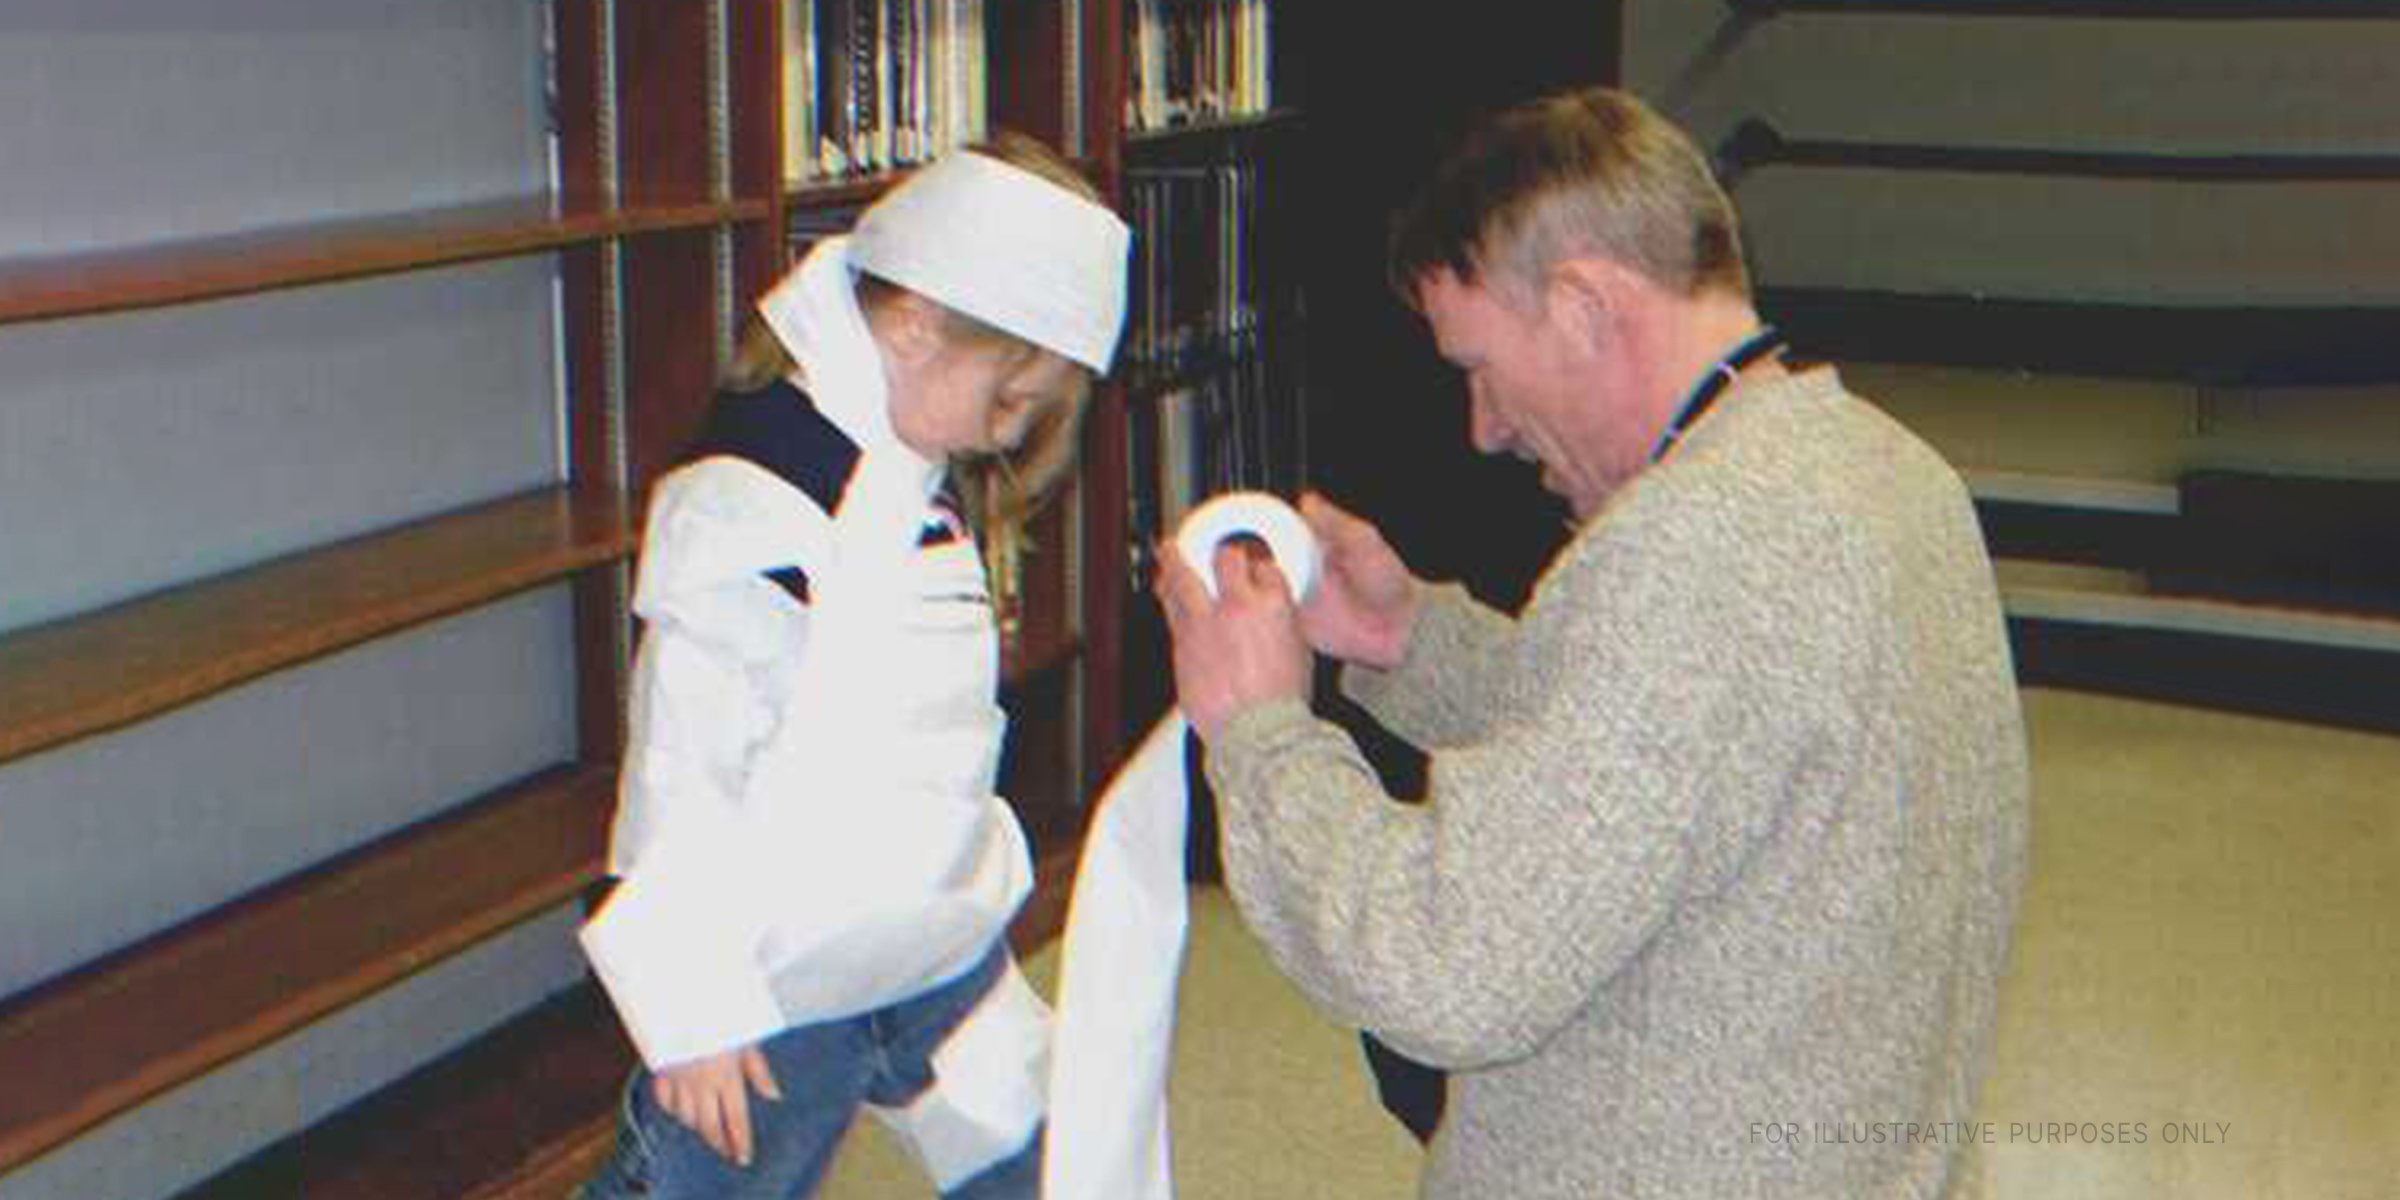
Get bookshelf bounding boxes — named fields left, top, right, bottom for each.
left=0, top=2, right=1304, bottom=1196
left=0, top=2, right=770, bottom=1196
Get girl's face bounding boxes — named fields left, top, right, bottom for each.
left=889, top=321, right=1087, bottom=459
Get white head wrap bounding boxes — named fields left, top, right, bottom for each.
left=848, top=150, right=1132, bottom=374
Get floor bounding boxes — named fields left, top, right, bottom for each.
left=816, top=688, right=2400, bottom=1199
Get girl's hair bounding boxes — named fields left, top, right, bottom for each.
left=721, top=130, right=1107, bottom=598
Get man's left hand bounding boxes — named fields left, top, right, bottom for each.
left=1156, top=538, right=1311, bottom=740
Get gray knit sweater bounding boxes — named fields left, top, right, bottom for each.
left=1205, top=368, right=2030, bottom=1198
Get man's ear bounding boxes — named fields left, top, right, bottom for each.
left=1544, top=259, right=1621, bottom=356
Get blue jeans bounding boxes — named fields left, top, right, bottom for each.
left=577, top=944, right=1042, bottom=1200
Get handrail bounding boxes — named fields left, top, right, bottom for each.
left=1718, top=119, right=2400, bottom=187
left=1727, top=0, right=2400, bottom=19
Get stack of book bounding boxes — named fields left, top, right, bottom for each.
left=1127, top=0, right=1272, bottom=133
left=783, top=0, right=989, bottom=185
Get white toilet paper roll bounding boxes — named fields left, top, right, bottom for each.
left=1043, top=492, right=1319, bottom=1200
left=1174, top=490, right=1319, bottom=602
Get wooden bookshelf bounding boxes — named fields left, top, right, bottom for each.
left=0, top=196, right=767, bottom=329
left=0, top=486, right=635, bottom=767
left=0, top=764, right=616, bottom=1174
left=0, top=2, right=1299, bottom=1194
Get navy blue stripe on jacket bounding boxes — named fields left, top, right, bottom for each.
left=695, top=380, right=862, bottom=606
left=696, top=380, right=863, bottom=518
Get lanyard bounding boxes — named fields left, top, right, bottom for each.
left=1648, top=325, right=1786, bottom=464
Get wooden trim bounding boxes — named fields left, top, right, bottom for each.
left=993, top=0, right=1072, bottom=148
left=726, top=0, right=787, bottom=284
left=0, top=197, right=766, bottom=330
left=1758, top=287, right=2400, bottom=386
left=1082, top=0, right=1125, bottom=183
left=1080, top=392, right=1134, bottom=786
left=614, top=5, right=715, bottom=210
left=0, top=487, right=634, bottom=767
left=620, top=232, right=724, bottom=506
left=552, top=0, right=606, bottom=216
left=0, top=766, right=616, bottom=1173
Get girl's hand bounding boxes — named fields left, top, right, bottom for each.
left=653, top=1043, right=783, bottom=1166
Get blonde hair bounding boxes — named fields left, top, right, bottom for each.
left=1389, top=87, right=1750, bottom=308
left=723, top=130, right=1109, bottom=596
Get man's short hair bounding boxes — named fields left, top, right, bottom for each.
left=1389, top=87, right=1751, bottom=309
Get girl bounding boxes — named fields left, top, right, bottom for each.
left=577, top=132, right=1129, bottom=1200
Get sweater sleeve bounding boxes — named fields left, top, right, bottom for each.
left=1204, top=515, right=1770, bottom=1070
left=579, top=462, right=818, bottom=1068
left=1338, top=582, right=1518, bottom=748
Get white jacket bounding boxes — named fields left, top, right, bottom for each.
left=581, top=379, right=1031, bottom=1069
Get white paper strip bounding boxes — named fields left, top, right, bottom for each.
left=1043, top=492, right=1316, bottom=1200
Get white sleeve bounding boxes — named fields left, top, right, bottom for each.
left=581, top=465, right=818, bottom=1068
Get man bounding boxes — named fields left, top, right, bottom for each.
left=1157, top=87, right=2029, bottom=1198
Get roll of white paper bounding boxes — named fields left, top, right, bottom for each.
left=1043, top=493, right=1318, bottom=1200
left=1173, top=490, right=1320, bottom=602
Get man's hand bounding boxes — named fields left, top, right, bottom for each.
left=1157, top=537, right=1312, bottom=740
left=1295, top=493, right=1422, bottom=671
left=653, top=1044, right=783, bottom=1167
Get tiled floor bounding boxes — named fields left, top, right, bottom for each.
left=822, top=688, right=2400, bottom=1198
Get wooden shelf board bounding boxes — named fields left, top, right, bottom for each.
left=0, top=486, right=635, bottom=767
left=0, top=764, right=617, bottom=1174
left=0, top=195, right=767, bottom=328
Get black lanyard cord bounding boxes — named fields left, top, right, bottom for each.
left=1649, top=325, right=1786, bottom=464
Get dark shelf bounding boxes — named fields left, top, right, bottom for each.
left=1719, top=119, right=2400, bottom=186
left=1762, top=287, right=2400, bottom=386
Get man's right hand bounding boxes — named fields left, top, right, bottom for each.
left=1296, top=492, right=1422, bottom=671
left=653, top=1043, right=783, bottom=1167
